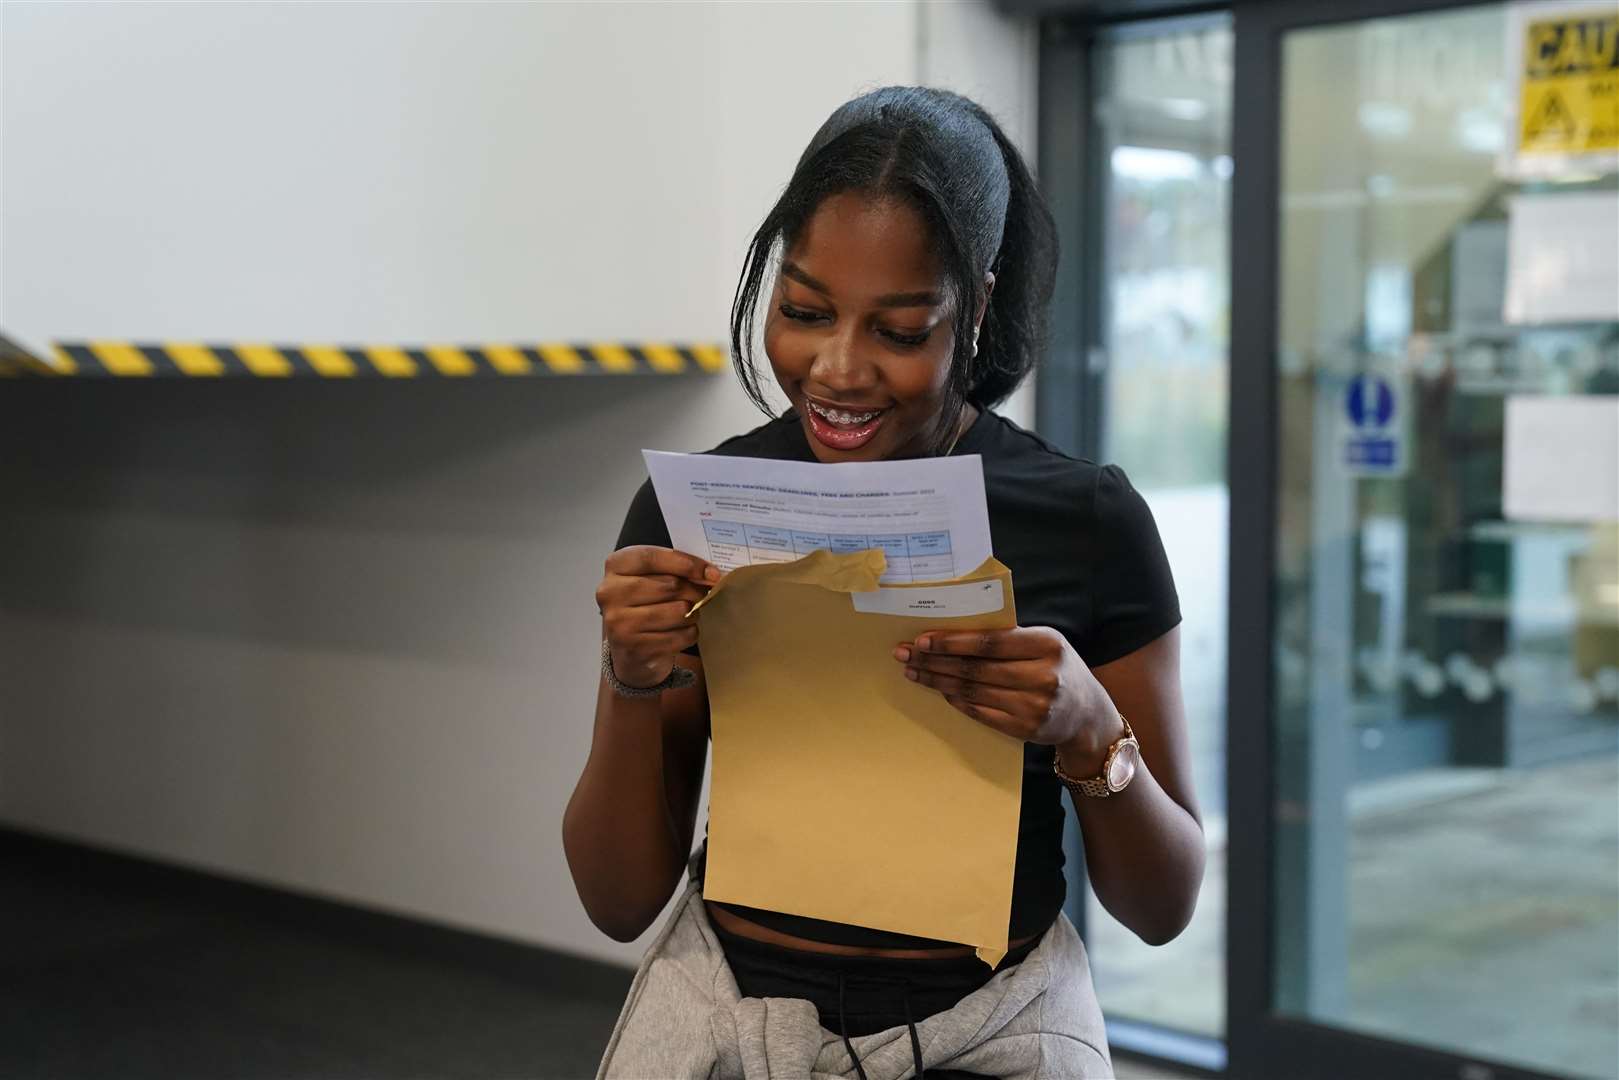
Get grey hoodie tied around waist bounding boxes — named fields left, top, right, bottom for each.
left=595, top=850, right=1113, bottom=1080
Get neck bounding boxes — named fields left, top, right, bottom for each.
left=944, top=403, right=981, bottom=456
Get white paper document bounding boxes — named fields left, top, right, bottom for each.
left=1503, top=395, right=1619, bottom=524
left=1504, top=192, right=1619, bottom=325
left=643, top=450, right=992, bottom=583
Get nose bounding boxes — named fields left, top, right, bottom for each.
left=807, top=320, right=881, bottom=396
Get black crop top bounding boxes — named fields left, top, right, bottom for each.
left=612, top=407, right=1182, bottom=949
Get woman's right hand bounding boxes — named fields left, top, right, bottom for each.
left=596, top=546, right=723, bottom=689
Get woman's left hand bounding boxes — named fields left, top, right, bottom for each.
left=893, top=627, right=1119, bottom=759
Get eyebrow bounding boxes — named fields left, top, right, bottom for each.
left=781, top=261, right=943, bottom=308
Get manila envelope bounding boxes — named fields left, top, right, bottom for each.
left=689, top=547, right=1024, bottom=966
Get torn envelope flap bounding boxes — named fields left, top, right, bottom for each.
left=686, top=546, right=890, bottom=619
left=689, top=548, right=1010, bottom=621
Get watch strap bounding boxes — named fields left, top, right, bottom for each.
left=1052, top=713, right=1136, bottom=799
left=1055, top=770, right=1117, bottom=799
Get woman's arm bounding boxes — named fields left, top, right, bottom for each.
left=1057, top=625, right=1204, bottom=945
left=562, top=546, right=718, bottom=942
left=896, top=622, right=1204, bottom=946
left=562, top=657, right=710, bottom=942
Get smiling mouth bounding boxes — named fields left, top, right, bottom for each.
left=803, top=398, right=890, bottom=451
left=806, top=400, right=884, bottom=425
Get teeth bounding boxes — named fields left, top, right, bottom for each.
left=810, top=401, right=882, bottom=426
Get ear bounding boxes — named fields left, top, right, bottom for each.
left=973, top=271, right=997, bottom=333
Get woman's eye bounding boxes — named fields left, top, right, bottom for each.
left=779, top=303, right=930, bottom=348
left=778, top=304, right=825, bottom=324
left=881, top=328, right=931, bottom=348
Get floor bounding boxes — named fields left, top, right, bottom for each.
left=2, top=841, right=624, bottom=1080
left=1343, top=756, right=1619, bottom=1078
left=2, top=835, right=1199, bottom=1080
left=8, top=767, right=1610, bottom=1079
left=1087, top=756, right=1619, bottom=1080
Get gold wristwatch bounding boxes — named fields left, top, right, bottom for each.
left=1052, top=713, right=1140, bottom=798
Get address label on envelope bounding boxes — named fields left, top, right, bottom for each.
left=851, top=578, right=1006, bottom=617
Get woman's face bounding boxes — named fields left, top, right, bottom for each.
left=764, top=192, right=987, bottom=463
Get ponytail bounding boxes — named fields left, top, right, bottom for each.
left=961, top=105, right=1058, bottom=408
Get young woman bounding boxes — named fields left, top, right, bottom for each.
left=565, top=86, right=1203, bottom=1079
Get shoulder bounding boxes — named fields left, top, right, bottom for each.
left=979, top=410, right=1083, bottom=466
left=616, top=476, right=669, bottom=549
left=976, top=413, right=1169, bottom=546
left=976, top=412, right=1104, bottom=516
left=980, top=413, right=1096, bottom=483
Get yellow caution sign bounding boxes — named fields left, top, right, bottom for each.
left=1519, top=11, right=1619, bottom=157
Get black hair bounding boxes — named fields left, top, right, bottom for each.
left=728, top=85, right=1059, bottom=454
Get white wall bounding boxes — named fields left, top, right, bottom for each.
left=2, top=0, right=902, bottom=347
left=0, top=0, right=1038, bottom=966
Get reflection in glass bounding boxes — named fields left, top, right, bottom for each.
left=1084, top=18, right=1231, bottom=1041
left=1273, top=5, right=1618, bottom=1077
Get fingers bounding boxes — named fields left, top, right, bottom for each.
left=896, top=650, right=1055, bottom=692
left=601, top=573, right=709, bottom=607
left=606, top=545, right=723, bottom=586
left=647, top=575, right=711, bottom=604
left=596, top=570, right=710, bottom=623
left=893, top=627, right=1068, bottom=741
left=906, top=626, right=1060, bottom=660
left=616, top=625, right=701, bottom=653
left=647, top=625, right=700, bottom=650
left=941, top=696, right=1022, bottom=738
left=904, top=665, right=1040, bottom=714
left=606, top=599, right=694, bottom=636
left=598, top=547, right=714, bottom=688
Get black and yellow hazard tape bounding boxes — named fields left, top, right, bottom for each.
left=0, top=333, right=61, bottom=377
left=0, top=341, right=730, bottom=378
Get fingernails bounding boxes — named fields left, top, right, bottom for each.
left=905, top=668, right=919, bottom=681
left=916, top=636, right=932, bottom=651
left=893, top=646, right=911, bottom=662
left=705, top=567, right=722, bottom=583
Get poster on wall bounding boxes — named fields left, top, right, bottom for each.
left=1500, top=1, right=1619, bottom=179
left=1504, top=190, right=1619, bottom=324
left=1503, top=395, right=1619, bottom=523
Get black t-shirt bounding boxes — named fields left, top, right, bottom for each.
left=613, top=407, right=1182, bottom=948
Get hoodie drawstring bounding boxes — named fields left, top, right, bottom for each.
left=835, top=971, right=927, bottom=1079
left=836, top=971, right=871, bottom=1080
left=901, top=984, right=926, bottom=1078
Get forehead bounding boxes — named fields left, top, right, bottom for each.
left=783, top=192, right=945, bottom=299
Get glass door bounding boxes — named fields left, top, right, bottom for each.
left=1231, top=2, right=1618, bottom=1078
left=1037, top=14, right=1235, bottom=1066
left=1082, top=16, right=1232, bottom=1050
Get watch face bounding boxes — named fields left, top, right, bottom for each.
left=1107, top=741, right=1140, bottom=791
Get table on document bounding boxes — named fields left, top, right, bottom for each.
left=700, top=520, right=958, bottom=582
